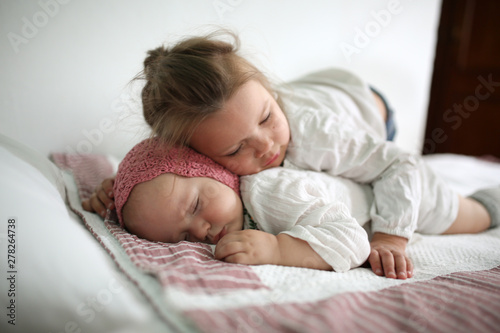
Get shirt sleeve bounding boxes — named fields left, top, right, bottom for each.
left=241, top=170, right=371, bottom=273
left=284, top=69, right=423, bottom=239
left=289, top=116, right=423, bottom=239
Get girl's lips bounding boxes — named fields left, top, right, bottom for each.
left=213, top=226, right=227, bottom=244
left=264, top=151, right=280, bottom=167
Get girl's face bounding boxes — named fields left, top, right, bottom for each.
left=190, top=80, right=290, bottom=176
left=124, top=174, right=244, bottom=244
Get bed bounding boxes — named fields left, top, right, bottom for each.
left=1, top=132, right=500, bottom=333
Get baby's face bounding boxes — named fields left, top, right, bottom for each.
left=123, top=174, right=244, bottom=244
left=190, top=79, right=290, bottom=176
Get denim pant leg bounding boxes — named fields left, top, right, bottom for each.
left=370, top=86, right=397, bottom=141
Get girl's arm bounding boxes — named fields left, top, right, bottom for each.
left=285, top=68, right=422, bottom=240
left=369, top=232, right=413, bottom=279
left=291, top=126, right=419, bottom=278
left=289, top=117, right=423, bottom=240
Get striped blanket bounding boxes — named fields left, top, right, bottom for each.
left=53, top=152, right=500, bottom=333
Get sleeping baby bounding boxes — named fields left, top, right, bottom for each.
left=108, top=137, right=499, bottom=277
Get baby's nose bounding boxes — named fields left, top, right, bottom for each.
left=191, top=220, right=210, bottom=242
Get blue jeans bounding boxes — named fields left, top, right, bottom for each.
left=370, top=86, right=396, bottom=141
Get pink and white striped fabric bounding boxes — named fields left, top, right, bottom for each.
left=54, top=152, right=500, bottom=333
left=52, top=152, right=114, bottom=200
left=105, top=220, right=266, bottom=293
left=184, top=267, right=500, bottom=332
left=53, top=152, right=266, bottom=294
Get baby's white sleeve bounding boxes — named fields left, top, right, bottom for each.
left=280, top=202, right=371, bottom=272
left=241, top=170, right=371, bottom=272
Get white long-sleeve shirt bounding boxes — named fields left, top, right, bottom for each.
left=241, top=168, right=373, bottom=272
left=239, top=68, right=459, bottom=272
left=241, top=163, right=458, bottom=273
left=278, top=68, right=424, bottom=239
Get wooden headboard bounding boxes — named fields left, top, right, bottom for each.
left=424, top=0, right=500, bottom=158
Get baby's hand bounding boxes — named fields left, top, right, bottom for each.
left=214, top=230, right=281, bottom=266
left=81, top=177, right=116, bottom=218
left=368, top=232, right=413, bottom=279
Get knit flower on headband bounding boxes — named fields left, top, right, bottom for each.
left=113, top=137, right=240, bottom=226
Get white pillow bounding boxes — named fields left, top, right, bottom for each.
left=0, top=134, right=169, bottom=333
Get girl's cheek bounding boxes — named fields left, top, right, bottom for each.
left=226, top=158, right=245, bottom=175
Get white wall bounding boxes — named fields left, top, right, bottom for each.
left=0, top=0, right=442, bottom=159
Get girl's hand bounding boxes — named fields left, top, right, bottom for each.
left=214, top=230, right=281, bottom=266
left=81, top=177, right=116, bottom=218
left=368, top=232, right=413, bottom=279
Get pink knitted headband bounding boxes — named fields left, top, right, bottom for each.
left=113, top=137, right=240, bottom=226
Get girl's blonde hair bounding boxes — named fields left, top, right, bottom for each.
left=138, top=30, right=277, bottom=149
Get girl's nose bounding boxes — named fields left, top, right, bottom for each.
left=254, top=136, right=273, bottom=158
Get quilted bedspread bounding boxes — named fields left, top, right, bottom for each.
left=52, top=152, right=500, bottom=333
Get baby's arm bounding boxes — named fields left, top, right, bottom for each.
left=214, top=230, right=331, bottom=270
left=82, top=177, right=116, bottom=217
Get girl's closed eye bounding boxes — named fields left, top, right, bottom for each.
left=226, top=112, right=271, bottom=157
left=260, top=111, right=271, bottom=125
left=227, top=145, right=242, bottom=157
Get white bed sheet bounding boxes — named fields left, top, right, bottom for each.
left=0, top=135, right=180, bottom=333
